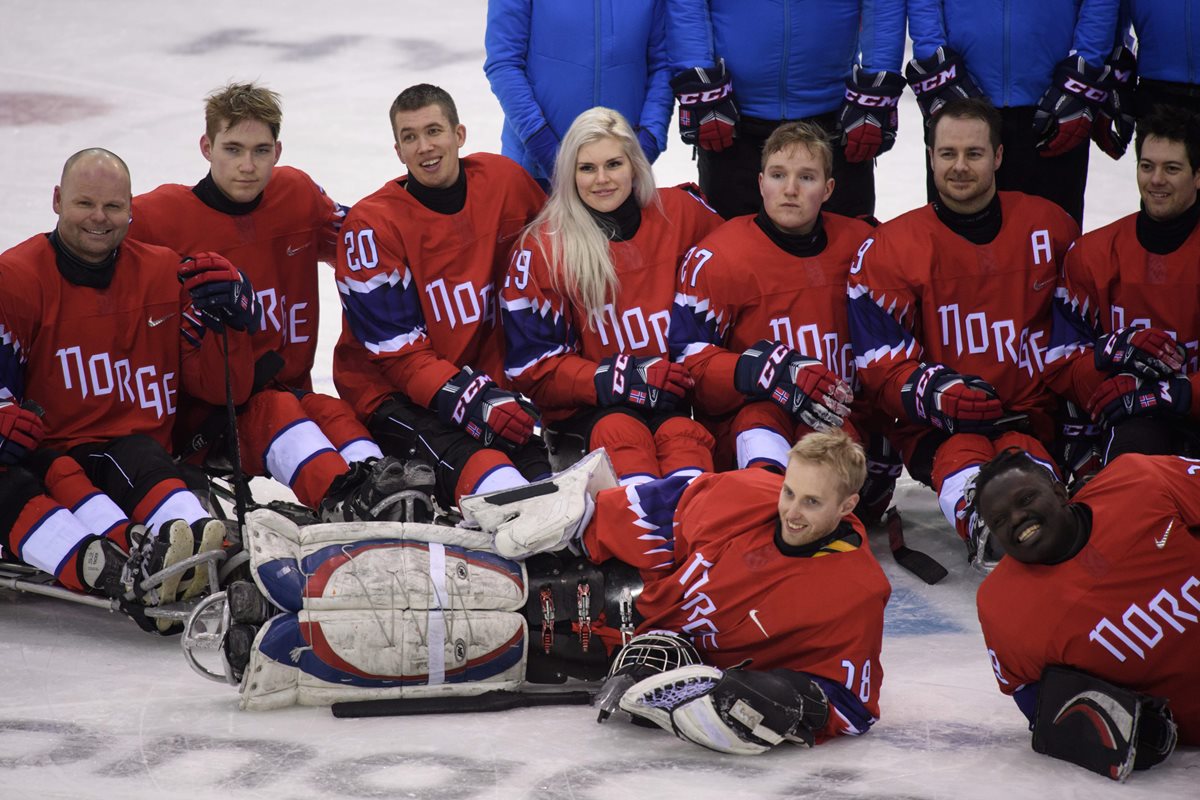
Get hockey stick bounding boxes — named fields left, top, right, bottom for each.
left=220, top=327, right=249, bottom=537
left=884, top=507, right=948, bottom=585
left=331, top=689, right=595, bottom=718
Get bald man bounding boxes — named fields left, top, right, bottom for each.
left=0, top=149, right=258, bottom=632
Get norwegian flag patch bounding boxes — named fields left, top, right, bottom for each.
left=772, top=386, right=790, bottom=406
left=629, top=389, right=648, bottom=406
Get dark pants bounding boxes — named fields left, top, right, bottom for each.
left=696, top=112, right=877, bottom=220
left=923, top=106, right=1090, bottom=227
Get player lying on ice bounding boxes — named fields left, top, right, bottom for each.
left=188, top=429, right=890, bottom=755
left=972, top=447, right=1194, bottom=781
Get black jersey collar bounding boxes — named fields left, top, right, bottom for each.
left=49, top=230, right=117, bottom=289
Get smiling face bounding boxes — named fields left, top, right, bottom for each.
left=52, top=153, right=132, bottom=264
left=201, top=118, right=281, bottom=204
left=929, top=115, right=1002, bottom=215
left=759, top=143, right=834, bottom=235
left=777, top=459, right=858, bottom=547
left=1137, top=134, right=1200, bottom=222
left=976, top=468, right=1078, bottom=565
left=392, top=103, right=466, bottom=190
left=574, top=136, right=634, bottom=213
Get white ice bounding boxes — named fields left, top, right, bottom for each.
left=0, top=3, right=1194, bottom=798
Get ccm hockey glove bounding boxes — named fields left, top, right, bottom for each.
left=1086, top=373, right=1193, bottom=428
left=905, top=47, right=984, bottom=125
left=179, top=252, right=261, bottom=333
left=900, top=363, right=1005, bottom=434
left=1092, top=44, right=1138, bottom=160
left=839, top=65, right=906, bottom=162
left=594, top=354, right=693, bottom=413
left=1094, top=326, right=1185, bottom=379
left=735, top=340, right=853, bottom=430
left=1033, top=56, right=1109, bottom=158
left=435, top=367, right=538, bottom=447
left=0, top=403, right=45, bottom=465
left=671, top=59, right=738, bottom=152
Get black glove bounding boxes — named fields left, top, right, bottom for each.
left=1092, top=44, right=1138, bottom=160
left=434, top=367, right=538, bottom=447
left=1086, top=373, right=1193, bottom=428
left=900, top=363, right=1005, bottom=434
left=671, top=59, right=738, bottom=152
left=904, top=47, right=984, bottom=124
left=734, top=340, right=853, bottom=429
left=839, top=65, right=906, bottom=162
left=594, top=354, right=693, bottom=412
left=1033, top=55, right=1110, bottom=157
left=178, top=253, right=261, bottom=333
left=1094, top=326, right=1185, bottom=379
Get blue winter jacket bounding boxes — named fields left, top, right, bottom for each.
left=484, top=0, right=674, bottom=182
left=666, top=1, right=907, bottom=121
left=908, top=0, right=1120, bottom=107
left=1122, top=0, right=1200, bottom=84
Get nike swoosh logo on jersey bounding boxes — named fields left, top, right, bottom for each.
left=748, top=609, right=768, bottom=638
left=148, top=313, right=176, bottom=327
left=1032, top=277, right=1054, bottom=291
left=1155, top=519, right=1174, bottom=549
left=287, top=242, right=311, bottom=256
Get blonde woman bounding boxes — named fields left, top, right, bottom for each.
left=501, top=107, right=721, bottom=483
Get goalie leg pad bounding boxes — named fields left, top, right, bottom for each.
left=459, top=448, right=617, bottom=559
left=238, top=608, right=527, bottom=710
left=1032, top=665, right=1178, bottom=781
left=244, top=509, right=521, bottom=613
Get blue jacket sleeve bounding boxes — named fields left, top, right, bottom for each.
left=483, top=0, right=551, bottom=145
left=1070, top=0, right=1121, bottom=64
left=861, top=0, right=908, bottom=73
left=666, top=0, right=717, bottom=71
left=637, top=0, right=674, bottom=156
left=906, top=0, right=949, bottom=61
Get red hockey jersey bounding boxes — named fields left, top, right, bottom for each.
left=635, top=468, right=891, bottom=741
left=0, top=234, right=253, bottom=450
left=333, top=154, right=544, bottom=416
left=1045, top=212, right=1200, bottom=405
left=132, top=166, right=343, bottom=390
left=977, top=454, right=1200, bottom=745
left=671, top=212, right=872, bottom=415
left=848, top=192, right=1078, bottom=439
left=501, top=187, right=720, bottom=419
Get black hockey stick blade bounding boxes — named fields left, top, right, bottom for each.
left=331, top=689, right=594, bottom=718
left=885, top=507, right=948, bottom=585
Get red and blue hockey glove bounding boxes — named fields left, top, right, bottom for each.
left=734, top=340, right=853, bottom=430
left=435, top=367, right=538, bottom=447
left=179, top=253, right=261, bottom=333
left=1086, top=373, right=1193, bottom=428
left=671, top=59, right=738, bottom=152
left=1092, top=44, right=1138, bottom=160
left=839, top=65, right=906, bottom=162
left=1033, top=56, right=1109, bottom=158
left=904, top=47, right=984, bottom=125
left=595, top=354, right=693, bottom=413
left=901, top=363, right=1005, bottom=434
left=1094, top=326, right=1185, bottom=379
left=0, top=403, right=45, bottom=465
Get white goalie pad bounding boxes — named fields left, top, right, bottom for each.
left=239, top=608, right=527, bottom=710
left=458, top=448, right=617, bottom=559
left=243, top=509, right=526, bottom=613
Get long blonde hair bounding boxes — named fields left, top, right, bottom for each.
left=519, top=107, right=659, bottom=320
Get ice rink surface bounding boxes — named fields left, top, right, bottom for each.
left=0, top=3, right=1195, bottom=798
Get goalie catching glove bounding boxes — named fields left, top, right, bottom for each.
left=735, top=340, right=852, bottom=430
left=178, top=252, right=261, bottom=333
left=901, top=363, right=1005, bottom=434
left=1094, top=326, right=1185, bottom=379
left=838, top=65, right=905, bottom=162
left=671, top=59, right=738, bottom=152
left=619, top=664, right=830, bottom=755
left=595, top=354, right=693, bottom=413
left=435, top=367, right=538, bottom=447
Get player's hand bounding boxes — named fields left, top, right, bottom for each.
left=179, top=253, right=261, bottom=333
left=901, top=363, right=1005, bottom=434
left=671, top=59, right=738, bottom=152
left=1094, top=326, right=1185, bottom=379
left=435, top=367, right=538, bottom=447
left=735, top=340, right=853, bottom=430
left=635, top=127, right=661, bottom=163
left=1091, top=44, right=1137, bottom=160
left=1033, top=56, right=1109, bottom=158
left=904, top=47, right=984, bottom=124
left=1086, top=373, right=1193, bottom=428
left=0, top=403, right=45, bottom=465
left=525, top=124, right=560, bottom=178
left=839, top=65, right=905, bottom=162
left=595, top=354, right=693, bottom=413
